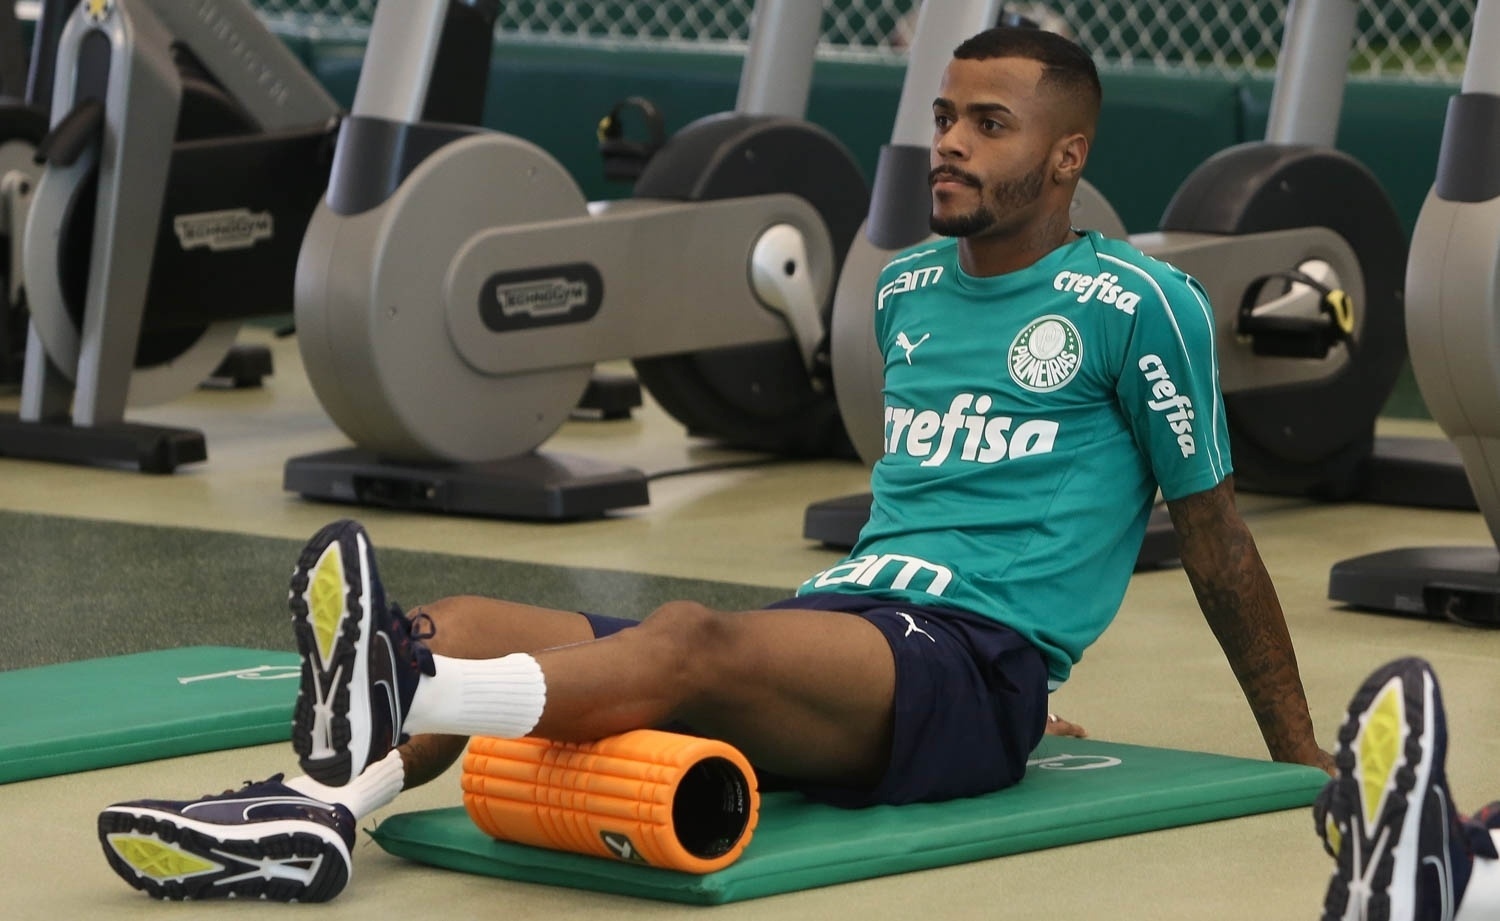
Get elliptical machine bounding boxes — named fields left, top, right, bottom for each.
left=285, top=0, right=869, bottom=519
left=1328, top=0, right=1500, bottom=626
left=806, top=0, right=1425, bottom=566
left=0, top=0, right=343, bottom=473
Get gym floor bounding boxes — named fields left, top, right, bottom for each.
left=2, top=325, right=1497, bottom=920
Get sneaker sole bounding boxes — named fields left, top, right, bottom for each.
left=98, top=806, right=350, bottom=902
left=1321, top=658, right=1437, bottom=921
left=289, top=520, right=376, bottom=787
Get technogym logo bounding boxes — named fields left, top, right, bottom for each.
left=479, top=263, right=604, bottom=332
left=173, top=208, right=274, bottom=252
left=1009, top=315, right=1082, bottom=393
left=497, top=279, right=589, bottom=317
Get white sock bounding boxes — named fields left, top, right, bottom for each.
left=283, top=750, right=405, bottom=820
left=402, top=652, right=547, bottom=739
left=1456, top=831, right=1500, bottom=921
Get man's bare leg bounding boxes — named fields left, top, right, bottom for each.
left=289, top=521, right=900, bottom=792
left=401, top=597, right=897, bottom=788
left=385, top=591, right=1082, bottom=790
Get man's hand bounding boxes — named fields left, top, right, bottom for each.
left=1308, top=748, right=1337, bottom=777
left=1044, top=712, right=1087, bottom=738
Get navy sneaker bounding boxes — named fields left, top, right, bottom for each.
left=289, top=519, right=435, bottom=787
left=1318, top=657, right=1475, bottom=920
left=97, top=776, right=354, bottom=902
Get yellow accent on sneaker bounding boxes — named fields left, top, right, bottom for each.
left=1358, top=680, right=1406, bottom=829
left=108, top=834, right=222, bottom=880
left=309, top=546, right=345, bottom=667
left=1325, top=814, right=1343, bottom=856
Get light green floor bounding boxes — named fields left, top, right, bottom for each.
left=3, top=327, right=1499, bottom=920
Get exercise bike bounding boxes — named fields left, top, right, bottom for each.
left=806, top=0, right=1436, bottom=570
left=285, top=0, right=869, bottom=518
left=1328, top=0, right=1500, bottom=626
left=0, top=0, right=347, bottom=472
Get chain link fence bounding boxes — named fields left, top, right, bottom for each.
left=250, top=0, right=1474, bottom=82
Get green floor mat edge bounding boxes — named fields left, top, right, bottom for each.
left=370, top=736, right=1329, bottom=904
left=0, top=646, right=299, bottom=784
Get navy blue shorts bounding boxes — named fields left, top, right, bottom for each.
left=582, top=592, right=1048, bottom=808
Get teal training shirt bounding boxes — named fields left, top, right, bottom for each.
left=798, top=230, right=1232, bottom=685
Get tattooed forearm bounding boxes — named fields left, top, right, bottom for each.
left=1167, top=478, right=1325, bottom=766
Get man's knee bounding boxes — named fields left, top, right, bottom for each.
left=638, top=600, right=722, bottom=643
left=636, top=600, right=740, bottom=683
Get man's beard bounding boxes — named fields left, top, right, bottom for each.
left=929, top=161, right=1047, bottom=237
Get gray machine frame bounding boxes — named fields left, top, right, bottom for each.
left=1, top=0, right=74, bottom=385
left=0, top=0, right=338, bottom=471
left=805, top=0, right=1451, bottom=562
left=1329, top=0, right=1500, bottom=625
left=285, top=0, right=855, bottom=518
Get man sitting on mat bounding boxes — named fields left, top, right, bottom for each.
left=98, top=26, right=1330, bottom=903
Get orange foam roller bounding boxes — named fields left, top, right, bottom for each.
left=461, top=729, right=760, bottom=874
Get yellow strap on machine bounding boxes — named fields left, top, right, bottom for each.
left=462, top=729, right=759, bottom=874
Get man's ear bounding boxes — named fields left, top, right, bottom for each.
left=1054, top=134, right=1090, bottom=183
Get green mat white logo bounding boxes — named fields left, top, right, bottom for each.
left=1027, top=753, right=1123, bottom=771
left=1009, top=315, right=1082, bottom=393
left=177, top=665, right=299, bottom=684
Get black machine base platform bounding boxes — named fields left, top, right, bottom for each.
left=1356, top=435, right=1476, bottom=510
left=284, top=447, right=651, bottom=520
left=1329, top=546, right=1500, bottom=627
left=0, top=412, right=206, bottom=473
left=202, top=344, right=274, bottom=390
left=573, top=370, right=642, bottom=421
left=800, top=492, right=869, bottom=550
left=803, top=492, right=1180, bottom=571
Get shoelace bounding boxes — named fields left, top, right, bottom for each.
left=390, top=604, right=438, bottom=677
left=200, top=774, right=287, bottom=800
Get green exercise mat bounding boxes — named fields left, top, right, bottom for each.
left=0, top=646, right=298, bottom=784
left=370, top=736, right=1329, bottom=904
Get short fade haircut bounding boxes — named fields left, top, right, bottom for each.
left=952, top=26, right=1102, bottom=131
